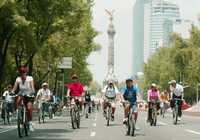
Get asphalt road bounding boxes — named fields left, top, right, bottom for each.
left=0, top=106, right=200, bottom=140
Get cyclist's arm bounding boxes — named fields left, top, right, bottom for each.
left=12, top=80, right=19, bottom=93
left=147, top=91, right=150, bottom=102
left=30, top=79, right=35, bottom=94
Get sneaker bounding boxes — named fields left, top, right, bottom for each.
left=29, top=122, right=35, bottom=132
left=178, top=117, right=181, bottom=121
left=123, top=118, right=128, bottom=125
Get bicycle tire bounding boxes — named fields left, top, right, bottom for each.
left=17, top=108, right=24, bottom=138
left=70, top=109, right=76, bottom=129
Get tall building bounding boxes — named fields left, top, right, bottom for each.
left=132, top=0, right=149, bottom=76
left=133, top=0, right=180, bottom=75
left=149, top=0, right=180, bottom=58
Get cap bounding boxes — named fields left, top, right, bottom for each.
left=168, top=80, right=176, bottom=84
left=151, top=83, right=157, bottom=87
left=71, top=74, right=78, bottom=79
left=42, top=83, right=48, bottom=87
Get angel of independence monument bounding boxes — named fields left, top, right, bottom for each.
left=104, top=10, right=118, bottom=85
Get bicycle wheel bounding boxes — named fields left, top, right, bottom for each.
left=153, top=108, right=157, bottom=126
left=131, top=114, right=135, bottom=136
left=17, top=107, right=26, bottom=138
left=106, top=107, right=111, bottom=126
left=173, top=106, right=178, bottom=125
left=70, top=109, right=76, bottom=129
left=76, top=111, right=80, bottom=129
left=49, top=105, right=53, bottom=119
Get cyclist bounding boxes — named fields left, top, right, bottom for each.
left=67, top=74, right=84, bottom=111
left=147, top=83, right=160, bottom=122
left=1, top=84, right=15, bottom=121
left=36, top=83, right=51, bottom=115
left=160, top=90, right=169, bottom=116
left=169, top=80, right=184, bottom=121
left=121, top=78, right=140, bottom=124
left=102, top=81, right=118, bottom=120
left=84, top=89, right=92, bottom=114
left=12, top=66, right=35, bottom=131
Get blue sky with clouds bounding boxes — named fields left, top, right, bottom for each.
left=88, top=0, right=200, bottom=84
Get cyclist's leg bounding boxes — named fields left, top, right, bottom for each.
left=26, top=101, right=33, bottom=122
left=16, top=96, right=22, bottom=109
left=132, top=104, right=138, bottom=123
left=148, top=102, right=152, bottom=120
left=103, top=99, right=108, bottom=114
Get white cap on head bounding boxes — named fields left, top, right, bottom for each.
left=169, top=80, right=176, bottom=84
left=151, top=83, right=157, bottom=87
left=42, top=82, right=48, bottom=87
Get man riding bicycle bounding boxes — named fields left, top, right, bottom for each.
left=36, top=83, right=51, bottom=115
left=147, top=83, right=160, bottom=122
left=1, top=84, right=15, bottom=121
left=169, top=80, right=184, bottom=121
left=84, top=89, right=92, bottom=114
left=121, top=78, right=140, bottom=124
left=67, top=74, right=84, bottom=111
left=12, top=66, right=35, bottom=131
left=102, top=81, right=118, bottom=120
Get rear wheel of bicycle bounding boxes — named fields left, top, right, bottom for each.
left=49, top=106, right=53, bottom=119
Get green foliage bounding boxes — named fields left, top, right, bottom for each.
left=143, top=26, right=200, bottom=103
left=0, top=0, right=100, bottom=94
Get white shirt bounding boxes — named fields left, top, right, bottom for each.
left=170, top=84, right=184, bottom=97
left=3, top=91, right=14, bottom=103
left=16, top=76, right=34, bottom=96
left=102, top=85, right=119, bottom=99
left=37, top=88, right=51, bottom=101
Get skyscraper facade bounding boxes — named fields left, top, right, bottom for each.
left=132, top=0, right=149, bottom=76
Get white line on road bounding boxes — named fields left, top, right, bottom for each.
left=93, top=123, right=97, bottom=127
left=90, top=131, right=96, bottom=137
left=158, top=121, right=168, bottom=126
left=0, top=128, right=16, bottom=134
left=185, top=129, right=200, bottom=135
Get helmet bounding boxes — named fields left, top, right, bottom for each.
left=18, top=66, right=28, bottom=74
left=42, top=83, right=48, bottom=87
left=71, top=74, right=78, bottom=79
left=126, top=78, right=133, bottom=83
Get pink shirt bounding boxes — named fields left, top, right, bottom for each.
left=68, top=82, right=84, bottom=97
left=148, top=89, right=159, bottom=101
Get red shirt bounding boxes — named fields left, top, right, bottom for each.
left=68, top=82, right=84, bottom=97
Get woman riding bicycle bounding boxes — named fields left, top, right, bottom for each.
left=12, top=66, right=35, bottom=131
left=147, top=83, right=160, bottom=122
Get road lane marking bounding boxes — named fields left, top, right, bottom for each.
left=158, top=121, right=168, bottom=126
left=185, top=129, right=200, bottom=135
left=93, top=123, right=97, bottom=127
left=0, top=128, right=16, bottom=134
left=90, top=131, right=96, bottom=137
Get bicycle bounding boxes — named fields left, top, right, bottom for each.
left=172, top=98, right=182, bottom=125
left=48, top=102, right=53, bottom=119
left=84, top=102, right=90, bottom=118
left=149, top=100, right=158, bottom=126
left=16, top=95, right=31, bottom=138
left=123, top=101, right=136, bottom=137
left=69, top=97, right=81, bottom=129
left=38, top=101, right=46, bottom=124
left=105, top=99, right=115, bottom=126
left=160, top=102, right=165, bottom=118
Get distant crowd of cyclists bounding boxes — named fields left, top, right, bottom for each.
left=0, top=65, right=185, bottom=137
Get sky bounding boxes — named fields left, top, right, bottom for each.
left=87, top=0, right=200, bottom=84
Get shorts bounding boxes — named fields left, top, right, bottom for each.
left=130, top=104, right=138, bottom=113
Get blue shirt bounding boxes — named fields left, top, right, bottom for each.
left=122, top=86, right=139, bottom=103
